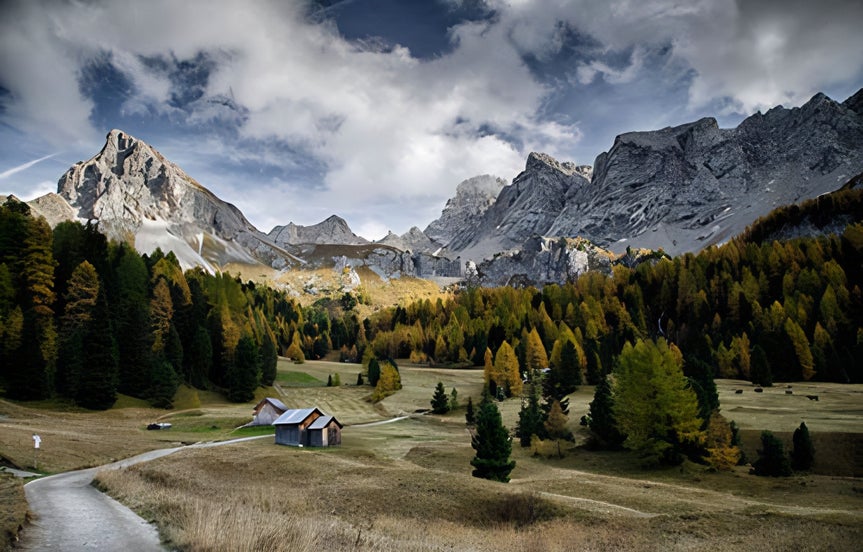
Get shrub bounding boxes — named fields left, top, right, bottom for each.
left=753, top=431, right=792, bottom=476
left=487, top=492, right=558, bottom=527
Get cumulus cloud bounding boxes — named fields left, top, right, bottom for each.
left=1, top=0, right=861, bottom=237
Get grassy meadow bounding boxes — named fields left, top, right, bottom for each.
left=2, top=358, right=863, bottom=550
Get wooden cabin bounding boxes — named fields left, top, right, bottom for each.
left=249, top=397, right=288, bottom=426
left=274, top=407, right=342, bottom=447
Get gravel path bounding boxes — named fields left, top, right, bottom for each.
left=18, top=435, right=271, bottom=551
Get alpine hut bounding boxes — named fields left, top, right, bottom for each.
left=274, top=407, right=342, bottom=447
left=249, top=397, right=288, bottom=426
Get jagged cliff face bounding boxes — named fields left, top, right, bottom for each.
left=437, top=153, right=590, bottom=262
left=428, top=89, right=863, bottom=264
left=424, top=174, right=507, bottom=250
left=57, top=129, right=297, bottom=270
left=549, top=92, right=863, bottom=254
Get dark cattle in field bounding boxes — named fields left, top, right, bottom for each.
left=806, top=395, right=819, bottom=401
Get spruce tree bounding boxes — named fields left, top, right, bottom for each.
left=356, top=372, right=364, bottom=386
left=750, top=345, right=773, bottom=387
left=471, top=398, right=515, bottom=482
left=753, top=431, right=792, bottom=476
left=149, top=359, right=179, bottom=408
left=791, top=422, right=815, bottom=471
left=516, top=381, right=544, bottom=446
left=587, top=375, right=623, bottom=448
left=368, top=358, right=381, bottom=387
left=76, top=287, right=118, bottom=410
left=431, top=381, right=450, bottom=414
left=227, top=336, right=260, bottom=402
left=449, top=387, right=458, bottom=411
left=259, top=333, right=278, bottom=386
left=465, top=396, right=476, bottom=426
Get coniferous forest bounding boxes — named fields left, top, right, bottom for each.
left=1, top=196, right=861, bottom=411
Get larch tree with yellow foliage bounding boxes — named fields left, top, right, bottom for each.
left=613, top=338, right=705, bottom=466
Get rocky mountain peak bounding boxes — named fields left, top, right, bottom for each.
left=268, top=214, right=367, bottom=246
left=56, top=129, right=296, bottom=271
left=526, top=151, right=581, bottom=176
left=423, top=174, right=506, bottom=247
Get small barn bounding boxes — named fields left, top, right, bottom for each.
left=249, top=397, right=288, bottom=426
left=308, top=415, right=343, bottom=447
left=274, top=407, right=342, bottom=447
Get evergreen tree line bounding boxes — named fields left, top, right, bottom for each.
left=0, top=204, right=354, bottom=408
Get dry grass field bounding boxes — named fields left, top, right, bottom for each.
left=3, top=360, right=863, bottom=551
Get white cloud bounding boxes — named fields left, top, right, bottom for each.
left=2, top=0, right=861, bottom=236
left=0, top=153, right=58, bottom=180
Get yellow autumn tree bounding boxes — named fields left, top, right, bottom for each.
left=704, top=412, right=741, bottom=471
left=494, top=340, right=522, bottom=397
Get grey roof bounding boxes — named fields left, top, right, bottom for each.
left=273, top=407, right=320, bottom=425
left=262, top=397, right=287, bottom=411
left=308, top=415, right=342, bottom=430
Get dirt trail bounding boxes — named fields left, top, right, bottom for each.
left=18, top=435, right=271, bottom=551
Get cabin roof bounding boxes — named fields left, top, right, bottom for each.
left=255, top=397, right=287, bottom=412
left=273, top=407, right=321, bottom=425
left=308, top=415, right=343, bottom=430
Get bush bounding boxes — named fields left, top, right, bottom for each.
left=487, top=493, right=558, bottom=527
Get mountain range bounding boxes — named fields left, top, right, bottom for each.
left=5, top=88, right=863, bottom=285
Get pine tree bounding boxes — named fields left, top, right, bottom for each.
left=587, top=375, right=623, bottom=448
left=431, top=381, right=450, bottom=414
left=470, top=398, right=515, bottom=482
left=465, top=396, right=476, bottom=426
left=57, top=261, right=99, bottom=398
left=259, top=332, right=278, bottom=386
left=613, top=338, right=705, bottom=465
left=516, top=382, right=544, bottom=446
left=791, top=422, right=815, bottom=471
left=449, top=387, right=458, bottom=411
left=76, top=286, right=118, bottom=410
left=356, top=372, right=364, bottom=386
left=227, top=335, right=259, bottom=402
left=753, top=430, right=792, bottom=476
left=367, top=358, right=381, bottom=387
left=149, top=359, right=179, bottom=408
left=750, top=345, right=772, bottom=387
left=9, top=216, right=57, bottom=400
left=187, top=326, right=212, bottom=389
left=113, top=246, right=151, bottom=397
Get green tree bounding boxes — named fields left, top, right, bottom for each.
left=187, top=326, right=212, bottom=389
left=470, top=398, right=515, bottom=482
left=75, top=287, right=118, bottom=410
left=613, top=338, right=705, bottom=465
left=227, top=335, right=259, bottom=402
left=753, top=430, right=792, bottom=476
left=449, top=387, right=459, bottom=411
left=465, top=396, right=476, bottom=425
left=750, top=345, right=772, bottom=387
left=57, top=261, right=100, bottom=398
left=791, top=422, right=815, bottom=471
left=516, top=382, right=544, bottom=447
left=431, top=381, right=450, bottom=414
left=148, top=359, right=179, bottom=408
left=367, top=357, right=381, bottom=387
left=259, top=332, right=278, bottom=386
left=587, top=375, right=624, bottom=448
left=9, top=216, right=57, bottom=400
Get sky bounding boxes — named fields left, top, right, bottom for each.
left=1, top=0, right=862, bottom=240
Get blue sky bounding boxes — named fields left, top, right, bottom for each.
left=1, top=0, right=862, bottom=240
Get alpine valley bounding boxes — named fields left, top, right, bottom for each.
left=6, top=88, right=863, bottom=287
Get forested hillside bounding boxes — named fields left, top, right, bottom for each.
left=364, top=221, right=863, bottom=386
left=0, top=199, right=359, bottom=408
left=2, top=192, right=861, bottom=410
